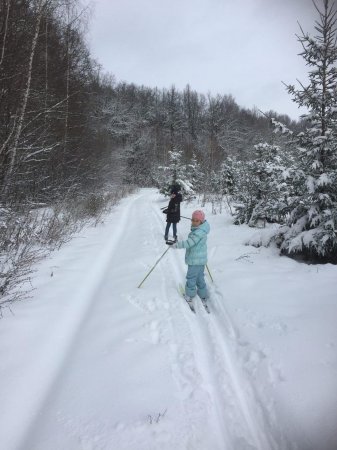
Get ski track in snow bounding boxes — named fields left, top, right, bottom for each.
left=150, top=206, right=227, bottom=450
left=9, top=192, right=143, bottom=450
left=151, top=202, right=282, bottom=450
left=2, top=190, right=303, bottom=450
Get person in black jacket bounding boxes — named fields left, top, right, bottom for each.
left=163, top=188, right=182, bottom=241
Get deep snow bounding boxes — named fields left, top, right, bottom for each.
left=0, top=189, right=336, bottom=450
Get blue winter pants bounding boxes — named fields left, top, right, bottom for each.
left=165, top=222, right=177, bottom=239
left=185, top=265, right=208, bottom=299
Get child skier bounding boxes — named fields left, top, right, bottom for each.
left=163, top=188, right=182, bottom=242
left=167, top=210, right=210, bottom=311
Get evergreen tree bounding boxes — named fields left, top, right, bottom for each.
left=123, top=135, right=153, bottom=186
left=233, top=143, right=289, bottom=226
left=280, top=0, right=337, bottom=262
left=187, top=154, right=203, bottom=193
left=157, top=148, right=195, bottom=198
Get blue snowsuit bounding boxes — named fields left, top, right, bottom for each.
left=176, top=220, right=210, bottom=299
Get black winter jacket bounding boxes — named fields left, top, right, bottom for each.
left=164, top=193, right=182, bottom=223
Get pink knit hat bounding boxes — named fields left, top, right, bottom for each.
left=192, top=210, right=205, bottom=222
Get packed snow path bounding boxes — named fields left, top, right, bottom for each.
left=1, top=189, right=337, bottom=450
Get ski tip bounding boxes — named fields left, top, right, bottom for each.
left=201, top=301, right=210, bottom=314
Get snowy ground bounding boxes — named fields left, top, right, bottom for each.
left=1, top=188, right=337, bottom=450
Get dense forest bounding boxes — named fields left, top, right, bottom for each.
left=1, top=0, right=336, bottom=309
left=0, top=0, right=296, bottom=202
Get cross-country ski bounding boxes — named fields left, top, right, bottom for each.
left=178, top=283, right=210, bottom=314
left=201, top=298, right=210, bottom=314
left=178, top=283, right=195, bottom=313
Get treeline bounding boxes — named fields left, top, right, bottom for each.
left=0, top=0, right=295, bottom=205
left=99, top=82, right=299, bottom=187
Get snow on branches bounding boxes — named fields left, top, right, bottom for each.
left=254, top=0, right=337, bottom=263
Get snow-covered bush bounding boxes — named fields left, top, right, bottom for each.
left=0, top=208, right=44, bottom=311
left=0, top=185, right=135, bottom=311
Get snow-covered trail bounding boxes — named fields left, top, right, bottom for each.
left=2, top=190, right=143, bottom=450
left=3, top=190, right=266, bottom=450
left=151, top=203, right=281, bottom=450
left=1, top=189, right=336, bottom=450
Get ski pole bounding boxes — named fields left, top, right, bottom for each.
left=159, top=205, right=189, bottom=220
left=138, top=247, right=171, bottom=288
left=206, top=264, right=214, bottom=283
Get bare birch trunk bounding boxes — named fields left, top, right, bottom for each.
left=44, top=19, right=48, bottom=124
left=63, top=2, right=71, bottom=160
left=2, top=0, right=45, bottom=195
left=0, top=0, right=11, bottom=69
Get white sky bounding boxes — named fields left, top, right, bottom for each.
left=88, top=0, right=320, bottom=120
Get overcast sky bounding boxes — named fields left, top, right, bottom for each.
left=88, top=0, right=320, bottom=120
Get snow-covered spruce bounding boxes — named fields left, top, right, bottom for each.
left=156, top=148, right=196, bottom=199
left=245, top=0, right=337, bottom=263
left=233, top=142, right=291, bottom=227
left=280, top=0, right=337, bottom=262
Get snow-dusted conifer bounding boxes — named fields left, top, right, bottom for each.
left=158, top=148, right=195, bottom=198
left=280, top=0, right=337, bottom=262
left=123, top=136, right=153, bottom=186
left=234, top=143, right=288, bottom=226
left=187, top=154, right=203, bottom=192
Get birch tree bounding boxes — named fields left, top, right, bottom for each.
left=2, top=0, right=47, bottom=195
